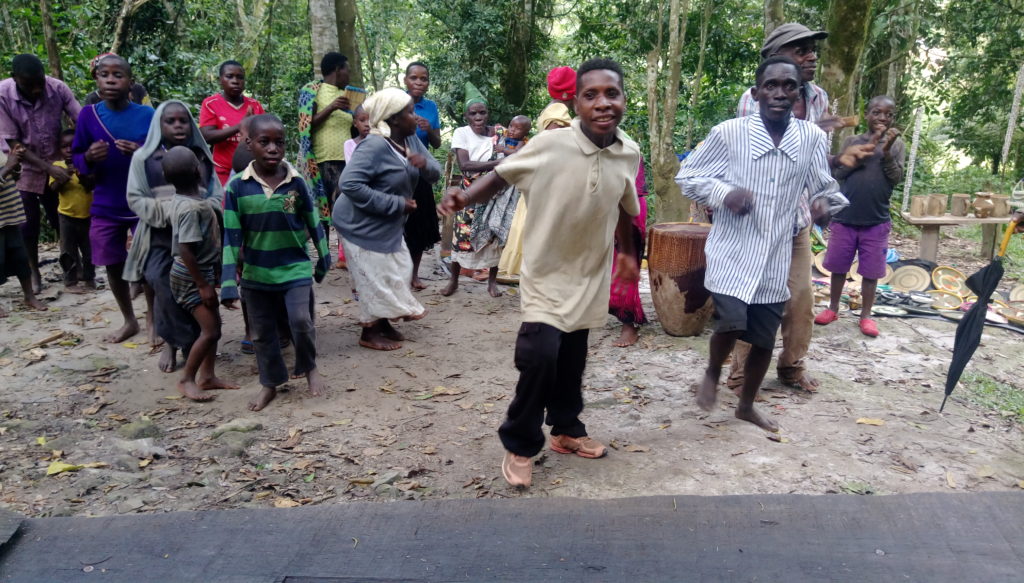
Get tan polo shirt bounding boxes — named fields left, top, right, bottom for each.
left=495, top=118, right=640, bottom=332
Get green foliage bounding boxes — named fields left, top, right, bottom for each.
left=958, top=372, right=1024, bottom=424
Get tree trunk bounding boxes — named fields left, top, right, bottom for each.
left=309, top=0, right=339, bottom=76
left=819, top=0, right=874, bottom=144
left=111, top=0, right=153, bottom=54
left=234, top=0, right=271, bottom=75
left=335, top=0, right=362, bottom=87
left=38, top=0, right=62, bottom=79
left=649, top=0, right=691, bottom=224
left=685, top=0, right=711, bottom=149
left=503, top=0, right=534, bottom=110
left=764, top=0, right=784, bottom=37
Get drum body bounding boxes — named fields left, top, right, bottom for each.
left=647, top=222, right=713, bottom=336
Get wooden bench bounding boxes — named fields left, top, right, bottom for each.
left=900, top=213, right=1013, bottom=262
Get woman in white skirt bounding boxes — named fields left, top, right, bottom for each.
left=335, top=88, right=441, bottom=350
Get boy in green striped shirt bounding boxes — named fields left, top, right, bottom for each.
left=220, top=114, right=331, bottom=411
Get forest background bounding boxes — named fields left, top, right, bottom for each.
left=2, top=0, right=1023, bottom=227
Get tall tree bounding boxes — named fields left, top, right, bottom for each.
left=235, top=0, right=272, bottom=74
left=309, top=0, right=340, bottom=75
left=819, top=0, right=874, bottom=140
left=336, top=0, right=363, bottom=86
left=647, top=0, right=691, bottom=222
left=764, top=0, right=783, bottom=36
left=38, top=0, right=62, bottom=79
left=111, top=0, right=154, bottom=54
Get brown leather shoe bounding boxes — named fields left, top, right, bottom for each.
left=501, top=451, right=532, bottom=488
left=550, top=434, right=607, bottom=459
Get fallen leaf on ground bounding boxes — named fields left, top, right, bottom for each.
left=121, top=342, right=138, bottom=349
left=82, top=401, right=107, bottom=415
left=976, top=466, right=996, bottom=478
left=35, top=436, right=47, bottom=446
left=856, top=418, right=885, bottom=426
left=362, top=447, right=384, bottom=457
left=624, top=444, right=650, bottom=453
left=21, top=349, right=47, bottom=363
left=273, top=497, right=300, bottom=508
left=139, top=459, right=152, bottom=468
left=946, top=472, right=956, bottom=488
left=46, top=460, right=107, bottom=475
left=765, top=433, right=790, bottom=443
left=281, top=428, right=303, bottom=449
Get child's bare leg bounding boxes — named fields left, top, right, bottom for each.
left=104, top=263, right=139, bottom=343
left=359, top=320, right=402, bottom=351
left=305, top=367, right=326, bottom=397
left=487, top=266, right=501, bottom=297
left=143, top=283, right=160, bottom=346
left=159, top=346, right=178, bottom=373
left=195, top=306, right=239, bottom=391
left=19, top=271, right=47, bottom=311
left=410, top=250, right=426, bottom=290
left=441, top=261, right=461, bottom=296
left=860, top=278, right=878, bottom=319
left=827, top=272, right=846, bottom=312
left=735, top=344, right=778, bottom=432
left=698, top=330, right=742, bottom=411
left=177, top=303, right=218, bottom=402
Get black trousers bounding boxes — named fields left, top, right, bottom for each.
left=498, top=322, right=589, bottom=457
left=58, top=214, right=94, bottom=285
left=242, top=285, right=316, bottom=388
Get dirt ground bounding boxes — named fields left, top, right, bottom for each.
left=1, top=228, right=1022, bottom=518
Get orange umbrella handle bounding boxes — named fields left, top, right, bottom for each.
left=999, top=218, right=1020, bottom=257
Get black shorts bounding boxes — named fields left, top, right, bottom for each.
left=711, top=293, right=785, bottom=350
left=0, top=224, right=30, bottom=285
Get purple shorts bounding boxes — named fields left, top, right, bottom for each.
left=90, top=215, right=138, bottom=267
left=823, top=221, right=890, bottom=279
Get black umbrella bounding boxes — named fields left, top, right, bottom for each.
left=941, top=218, right=1021, bottom=411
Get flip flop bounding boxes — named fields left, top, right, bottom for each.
left=240, top=340, right=255, bottom=355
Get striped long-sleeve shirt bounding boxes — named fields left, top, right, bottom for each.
left=737, top=81, right=830, bottom=232
left=676, top=114, right=845, bottom=304
left=220, top=161, right=330, bottom=302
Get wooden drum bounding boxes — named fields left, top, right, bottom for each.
left=647, top=222, right=713, bottom=337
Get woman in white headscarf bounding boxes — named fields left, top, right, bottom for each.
left=125, top=100, right=222, bottom=372
left=335, top=88, right=441, bottom=351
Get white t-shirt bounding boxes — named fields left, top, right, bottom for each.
left=451, top=125, right=494, bottom=163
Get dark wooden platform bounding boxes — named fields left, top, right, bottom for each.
left=2, top=492, right=1022, bottom=582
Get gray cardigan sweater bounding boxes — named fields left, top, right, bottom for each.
left=335, top=134, right=442, bottom=253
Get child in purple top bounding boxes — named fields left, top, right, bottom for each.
left=71, top=55, right=154, bottom=343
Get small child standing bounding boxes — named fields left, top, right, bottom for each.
left=220, top=114, right=331, bottom=412
left=0, top=144, right=46, bottom=316
left=164, top=146, right=238, bottom=401
left=51, top=130, right=96, bottom=292
left=815, top=95, right=904, bottom=337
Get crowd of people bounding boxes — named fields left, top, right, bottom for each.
left=1, top=20, right=919, bottom=487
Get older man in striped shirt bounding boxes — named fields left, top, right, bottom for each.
left=676, top=56, right=845, bottom=432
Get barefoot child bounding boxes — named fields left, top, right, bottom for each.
left=163, top=146, right=238, bottom=401
left=51, top=130, right=96, bottom=293
left=220, top=114, right=330, bottom=412
left=439, top=59, right=642, bottom=488
left=71, top=54, right=154, bottom=343
left=676, top=56, right=845, bottom=432
left=815, top=95, right=904, bottom=337
left=0, top=144, right=47, bottom=316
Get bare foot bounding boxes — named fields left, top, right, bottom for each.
left=306, top=368, right=326, bottom=397
left=199, top=376, right=241, bottom=390
left=411, top=276, right=426, bottom=290
left=613, top=324, right=639, bottom=347
left=158, top=346, right=177, bottom=373
left=248, top=386, right=277, bottom=411
left=334, top=260, right=347, bottom=270
left=359, top=337, right=401, bottom=351
left=30, top=272, right=42, bottom=295
left=735, top=405, right=779, bottom=432
left=104, top=319, right=140, bottom=343
left=83, top=280, right=98, bottom=290
left=25, top=297, right=47, bottom=311
left=696, top=368, right=720, bottom=412
left=380, top=320, right=405, bottom=342
left=440, top=278, right=458, bottom=297
left=783, top=374, right=819, bottom=393
left=65, top=284, right=88, bottom=295
left=177, top=379, right=214, bottom=402
left=488, top=282, right=502, bottom=297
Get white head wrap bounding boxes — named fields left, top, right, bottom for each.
left=364, top=88, right=413, bottom=138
